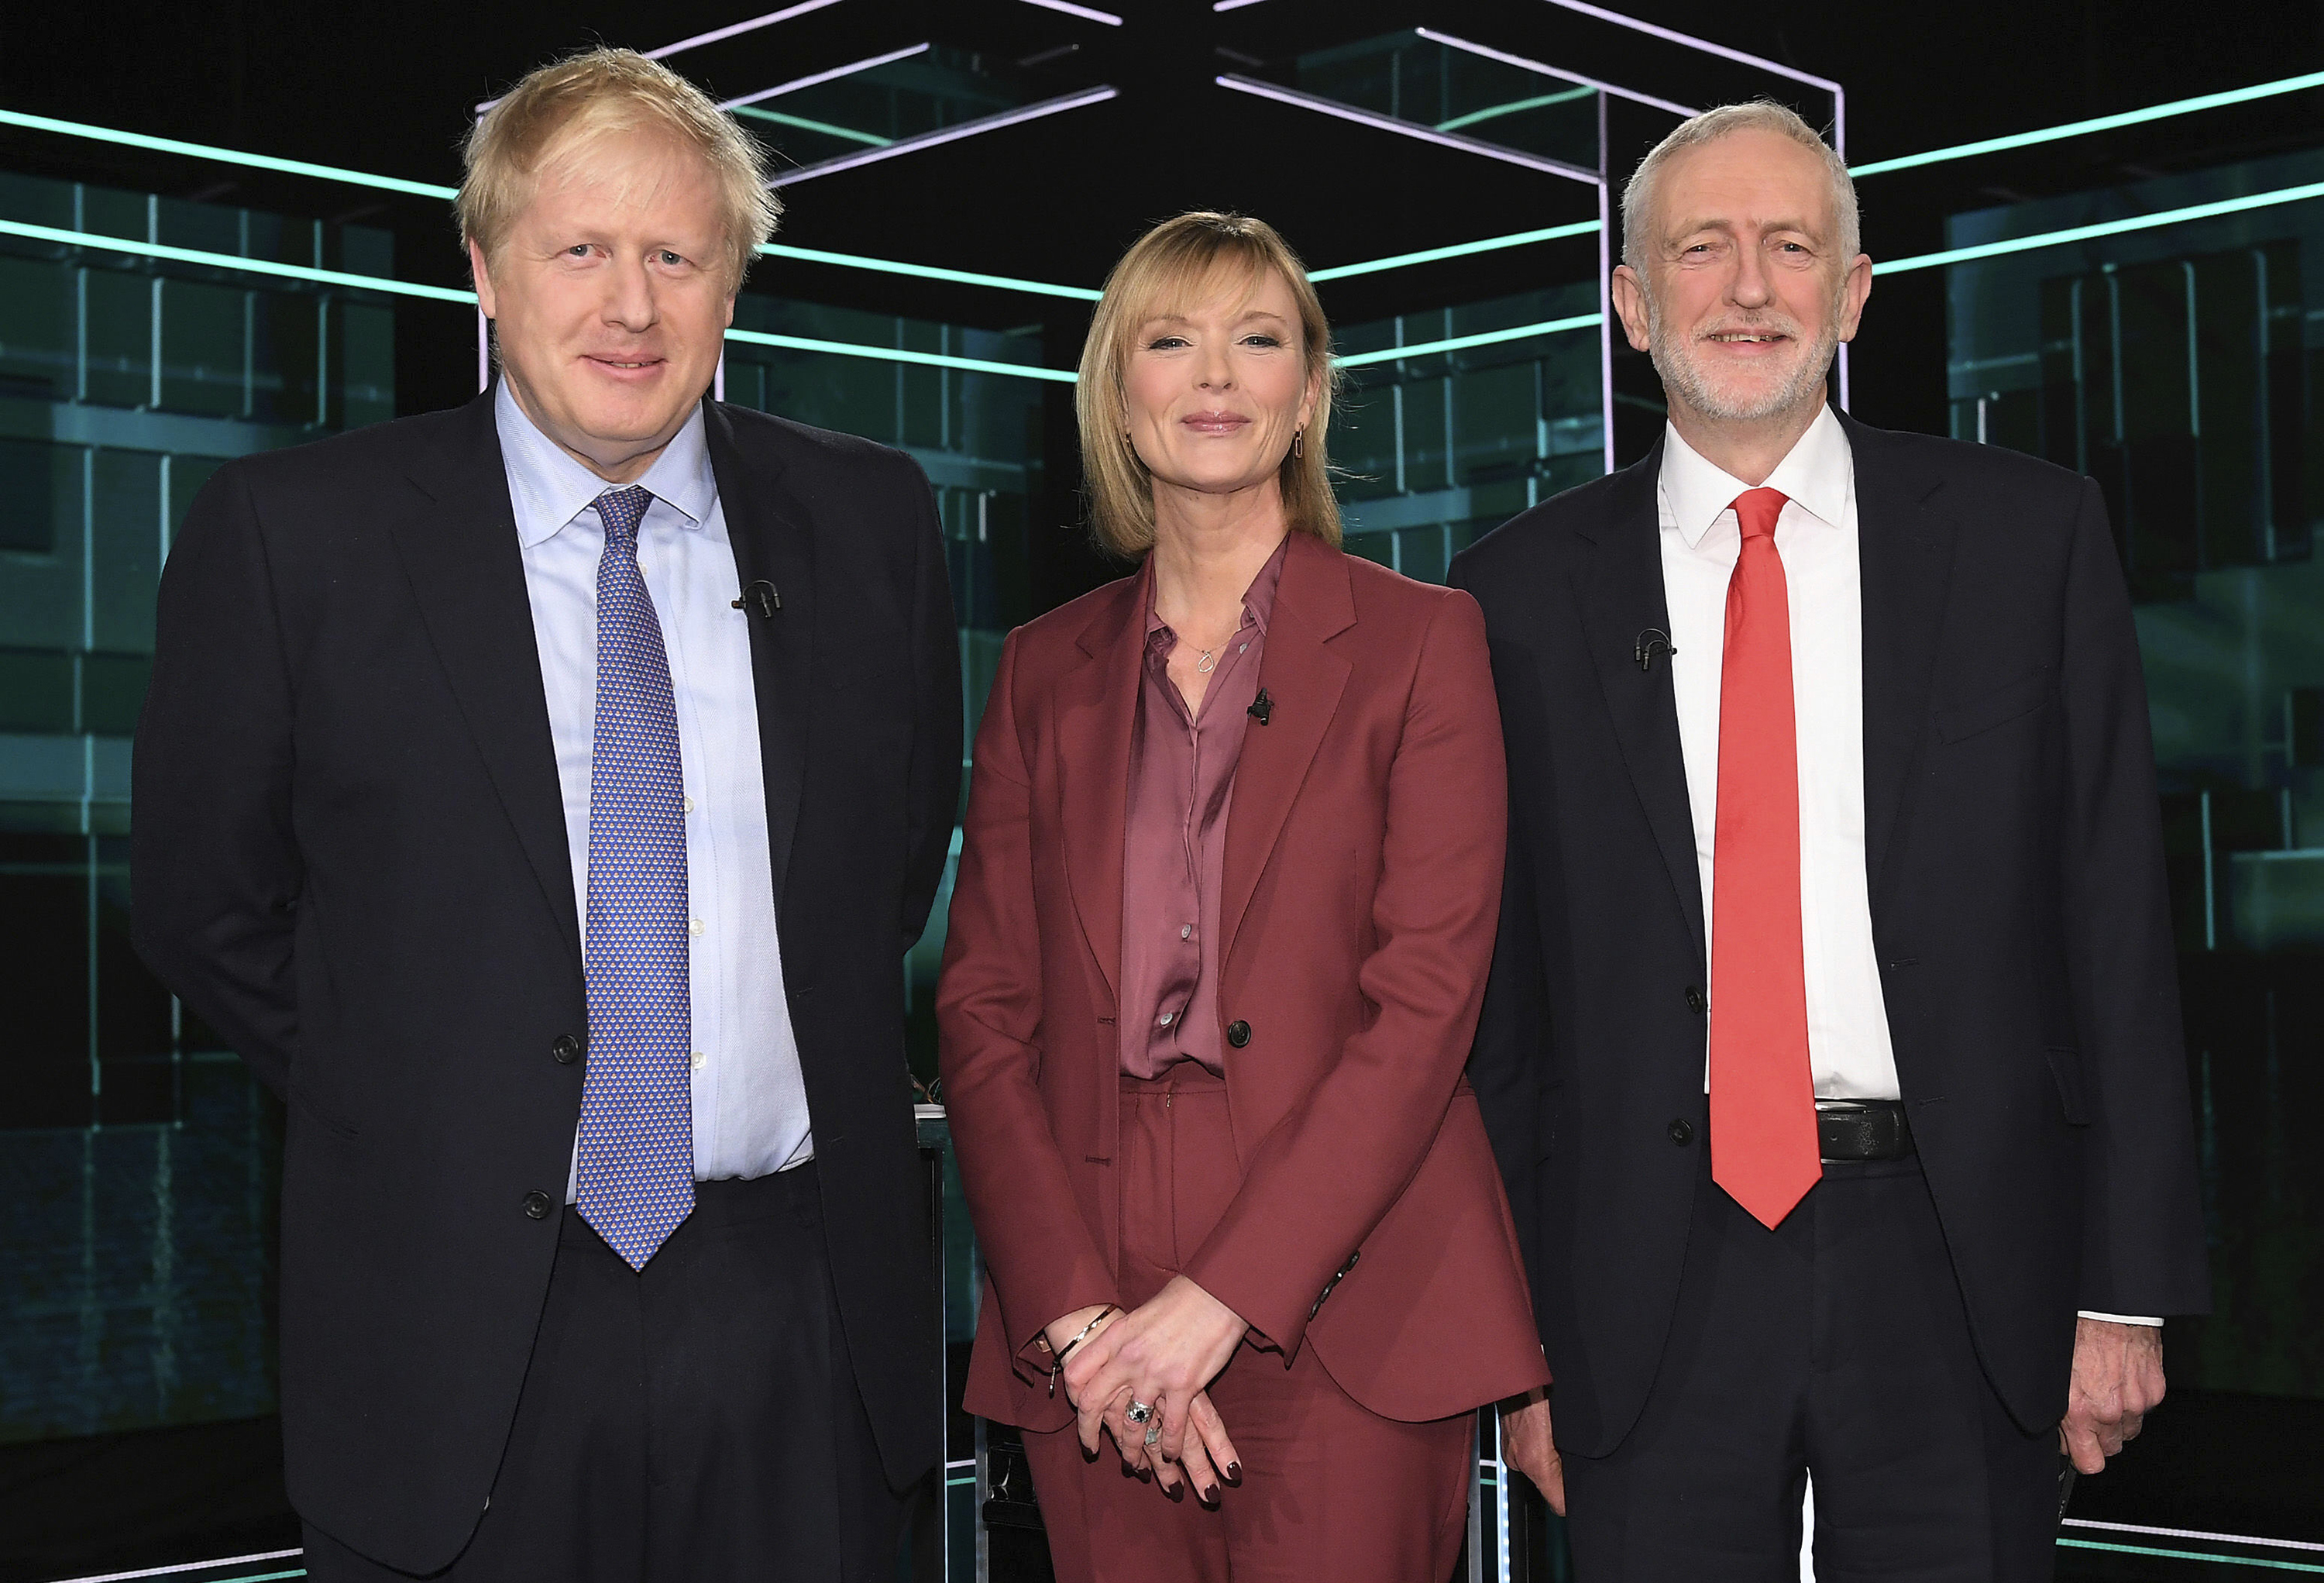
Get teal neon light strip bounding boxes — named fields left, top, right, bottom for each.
left=758, top=243, right=1102, bottom=300
left=1309, top=221, right=1599, bottom=282
left=2060, top=1538, right=2324, bottom=1574
left=1437, top=86, right=1594, bottom=133
left=2, top=107, right=1094, bottom=301
left=0, top=218, right=1088, bottom=380
left=1875, top=181, right=2324, bottom=274
left=0, top=108, right=460, bottom=201
left=201, top=1571, right=306, bottom=1583
left=1852, top=69, right=2324, bottom=177
left=730, top=106, right=890, bottom=147
left=1336, top=311, right=1601, bottom=368
left=0, top=217, right=477, bottom=301
left=724, top=325, right=1077, bottom=382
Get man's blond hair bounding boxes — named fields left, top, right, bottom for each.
left=458, top=46, right=779, bottom=290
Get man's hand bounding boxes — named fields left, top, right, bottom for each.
left=1500, top=1388, right=1564, bottom=1515
left=1064, top=1275, right=1247, bottom=1499
left=2059, top=1317, right=2166, bottom=1475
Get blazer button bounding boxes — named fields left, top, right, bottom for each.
left=1667, top=1119, right=1694, bottom=1147
left=1684, top=986, right=1707, bottom=1015
left=551, top=1034, right=583, bottom=1065
left=1226, top=1020, right=1251, bottom=1048
left=522, top=1189, right=553, bottom=1220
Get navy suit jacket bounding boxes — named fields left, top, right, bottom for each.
left=132, top=389, right=960, bottom=1570
left=1451, top=415, right=2209, bottom=1456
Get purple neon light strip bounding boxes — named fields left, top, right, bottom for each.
left=645, top=0, right=849, bottom=60
left=1415, top=29, right=1698, bottom=120
left=769, top=88, right=1119, bottom=187
left=1016, top=0, right=1125, bottom=23
left=1216, top=76, right=1600, bottom=184
left=1212, top=0, right=1271, bottom=9
left=1534, top=0, right=1840, bottom=93
left=721, top=43, right=931, bottom=109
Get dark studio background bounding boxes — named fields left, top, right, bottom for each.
left=2, top=2, right=2322, bottom=1578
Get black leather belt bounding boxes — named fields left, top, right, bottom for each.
left=1816, top=1099, right=1913, bottom=1162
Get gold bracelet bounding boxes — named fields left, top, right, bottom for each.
left=1047, top=1306, right=1118, bottom=1398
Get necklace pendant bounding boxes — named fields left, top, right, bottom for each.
left=1195, top=649, right=1216, bottom=674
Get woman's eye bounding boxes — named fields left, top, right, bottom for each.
left=1147, top=336, right=1188, bottom=351
left=1241, top=335, right=1282, bottom=348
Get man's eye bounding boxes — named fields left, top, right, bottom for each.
left=659, top=251, right=685, bottom=267
left=566, top=245, right=592, bottom=258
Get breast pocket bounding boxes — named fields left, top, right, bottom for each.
left=1935, top=669, right=2056, bottom=745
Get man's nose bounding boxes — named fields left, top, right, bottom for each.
left=1728, top=242, right=1775, bottom=308
left=605, top=253, right=658, bottom=329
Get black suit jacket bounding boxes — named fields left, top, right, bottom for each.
left=1449, top=415, right=2209, bottom=1457
left=130, top=389, right=961, bottom=1571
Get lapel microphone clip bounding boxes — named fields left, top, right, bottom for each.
left=1248, top=687, right=1273, bottom=726
left=1634, top=630, right=1676, bottom=673
left=731, top=580, right=781, bottom=618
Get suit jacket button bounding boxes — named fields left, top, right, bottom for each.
left=551, top=1034, right=583, bottom=1065
left=1667, top=1119, right=1694, bottom=1146
left=522, top=1190, right=553, bottom=1220
left=1684, top=986, right=1707, bottom=1015
left=1226, top=1020, right=1251, bottom=1048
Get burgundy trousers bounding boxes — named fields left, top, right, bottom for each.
left=1020, top=1066, right=1474, bottom=1583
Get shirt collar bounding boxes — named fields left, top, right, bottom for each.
left=1143, top=532, right=1293, bottom=639
left=1657, top=403, right=1853, bottom=548
left=495, top=380, right=717, bottom=549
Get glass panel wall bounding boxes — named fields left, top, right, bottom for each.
left=1948, top=153, right=2324, bottom=1396
left=1333, top=280, right=1606, bottom=573
left=0, top=167, right=397, bottom=1441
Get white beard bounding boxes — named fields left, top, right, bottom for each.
left=1645, top=287, right=1842, bottom=424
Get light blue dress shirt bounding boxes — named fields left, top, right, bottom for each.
left=494, top=382, right=813, bottom=1197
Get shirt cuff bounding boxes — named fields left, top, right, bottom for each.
left=2078, top=1310, right=2164, bottom=1327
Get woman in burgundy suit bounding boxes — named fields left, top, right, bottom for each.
left=937, top=212, right=1545, bottom=1581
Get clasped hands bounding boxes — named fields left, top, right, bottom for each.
left=1046, top=1275, right=1247, bottom=1504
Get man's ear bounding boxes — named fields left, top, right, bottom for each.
left=1836, top=253, right=1873, bottom=344
left=1609, top=265, right=1654, bottom=354
left=469, top=240, right=499, bottom=321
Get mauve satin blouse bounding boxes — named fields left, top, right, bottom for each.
left=1116, top=538, right=1288, bottom=1078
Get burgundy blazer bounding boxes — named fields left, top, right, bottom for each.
left=937, top=531, right=1549, bottom=1431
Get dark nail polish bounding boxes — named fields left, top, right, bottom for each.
left=1203, top=1484, right=1219, bottom=1504
left=1225, top=1461, right=1242, bottom=1484
left=1164, top=1480, right=1184, bottom=1502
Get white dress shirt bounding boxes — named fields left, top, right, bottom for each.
left=1655, top=408, right=2159, bottom=1329
left=1658, top=406, right=1900, bottom=1103
left=496, top=382, right=813, bottom=1198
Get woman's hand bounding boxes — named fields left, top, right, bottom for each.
left=1042, top=1304, right=1118, bottom=1370
left=1064, top=1275, right=1248, bottom=1495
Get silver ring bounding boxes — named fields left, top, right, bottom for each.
left=1125, top=1399, right=1154, bottom=1426
left=1144, top=1420, right=1164, bottom=1448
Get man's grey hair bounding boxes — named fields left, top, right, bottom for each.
left=1620, top=100, right=1859, bottom=273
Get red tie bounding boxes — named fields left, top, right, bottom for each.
left=1709, top=487, right=1820, bottom=1229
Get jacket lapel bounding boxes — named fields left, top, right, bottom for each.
left=1845, top=416, right=1958, bottom=897
left=1220, top=534, right=1355, bottom=965
left=704, top=401, right=816, bottom=910
left=393, top=390, right=580, bottom=958
left=1056, top=571, right=1146, bottom=1007
left=1577, top=440, right=1707, bottom=968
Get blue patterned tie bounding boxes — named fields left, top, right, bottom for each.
left=574, top=484, right=695, bottom=1269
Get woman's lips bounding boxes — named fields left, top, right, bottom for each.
left=1181, top=411, right=1251, bottom=434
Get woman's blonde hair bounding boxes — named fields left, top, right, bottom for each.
left=458, top=46, right=781, bottom=291
left=1077, top=213, right=1342, bottom=559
